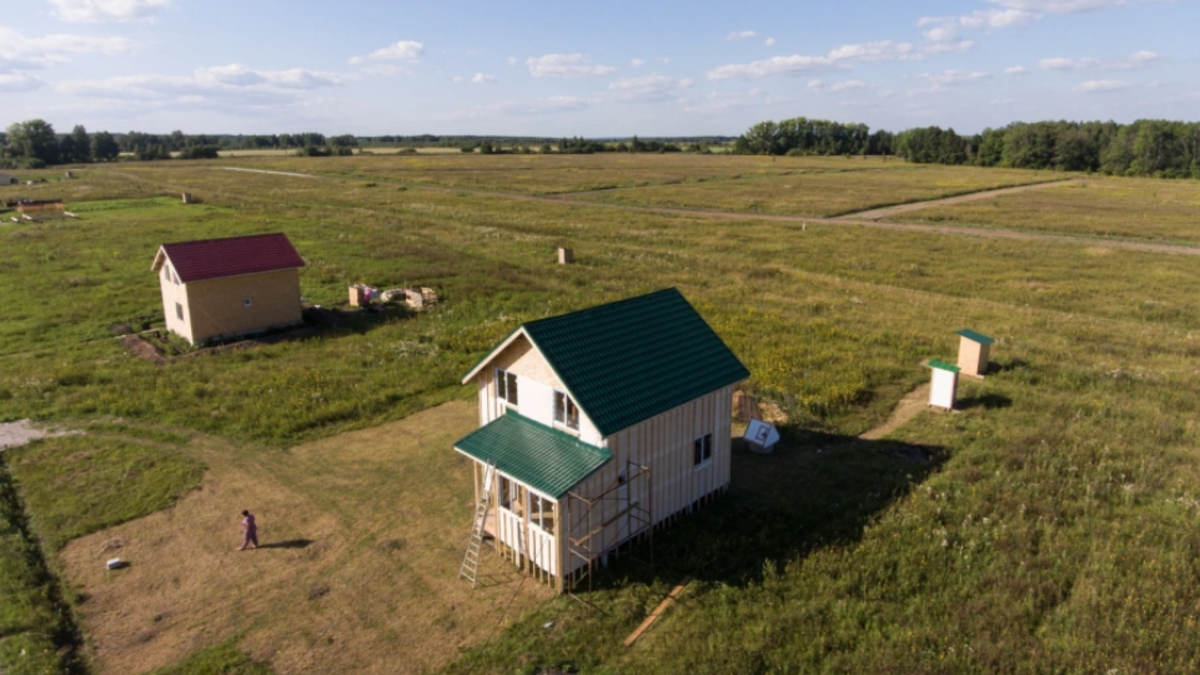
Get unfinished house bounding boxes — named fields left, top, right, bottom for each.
left=455, top=288, right=749, bottom=592
left=150, top=233, right=305, bottom=345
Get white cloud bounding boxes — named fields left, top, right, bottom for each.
left=0, top=72, right=44, bottom=92
left=959, top=8, right=1041, bottom=27
left=1038, top=56, right=1102, bottom=70
left=0, top=26, right=138, bottom=71
left=725, top=30, right=758, bottom=40
left=708, top=39, right=920, bottom=81
left=57, top=62, right=344, bottom=112
left=606, top=73, right=687, bottom=102
left=765, top=37, right=776, bottom=47
left=1039, top=51, right=1162, bottom=71
left=349, top=41, right=424, bottom=65
left=708, top=54, right=838, bottom=80
left=1004, top=65, right=1029, bottom=75
left=807, top=79, right=869, bottom=93
left=986, top=0, right=1124, bottom=12
left=828, top=40, right=917, bottom=62
left=679, top=77, right=694, bottom=88
left=453, top=75, right=465, bottom=83
left=1073, top=79, right=1133, bottom=92
left=45, top=0, right=172, bottom=23
left=907, top=69, right=991, bottom=96
left=526, top=53, right=616, bottom=78
left=471, top=72, right=497, bottom=84
left=630, top=58, right=646, bottom=67
left=507, top=56, right=517, bottom=66
left=449, top=95, right=600, bottom=119
left=683, top=88, right=768, bottom=114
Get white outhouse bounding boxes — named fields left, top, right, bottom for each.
left=927, top=359, right=960, bottom=410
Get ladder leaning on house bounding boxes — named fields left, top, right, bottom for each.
left=459, top=460, right=497, bottom=588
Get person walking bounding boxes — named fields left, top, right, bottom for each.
left=238, top=510, right=259, bottom=551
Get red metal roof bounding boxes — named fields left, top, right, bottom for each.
left=160, top=233, right=304, bottom=283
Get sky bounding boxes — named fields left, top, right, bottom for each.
left=1, top=0, right=1197, bottom=137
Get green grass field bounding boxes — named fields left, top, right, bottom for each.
left=1, top=156, right=1198, bottom=674
left=889, top=176, right=1200, bottom=244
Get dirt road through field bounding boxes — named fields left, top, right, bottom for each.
left=845, top=179, right=1083, bottom=220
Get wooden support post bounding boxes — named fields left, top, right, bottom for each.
left=623, top=576, right=692, bottom=647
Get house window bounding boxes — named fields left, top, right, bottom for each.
left=533, top=495, right=555, bottom=532
left=175, top=303, right=183, bottom=321
left=495, top=368, right=518, bottom=407
left=693, top=433, right=713, bottom=468
left=554, top=391, right=580, bottom=431
left=243, top=298, right=253, bottom=307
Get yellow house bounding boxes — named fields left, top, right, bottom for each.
left=150, top=233, right=305, bottom=345
left=455, top=288, right=749, bottom=593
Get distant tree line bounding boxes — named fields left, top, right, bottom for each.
left=894, top=120, right=1200, bottom=178
left=735, top=116, right=1200, bottom=179
left=733, top=118, right=894, bottom=157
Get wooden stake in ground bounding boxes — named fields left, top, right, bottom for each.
left=623, top=576, right=692, bottom=647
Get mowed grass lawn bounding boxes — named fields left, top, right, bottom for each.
left=890, top=176, right=1200, bottom=243
left=0, top=157, right=1198, bottom=674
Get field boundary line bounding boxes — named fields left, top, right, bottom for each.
left=842, top=178, right=1085, bottom=220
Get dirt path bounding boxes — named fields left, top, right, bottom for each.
left=60, top=401, right=550, bottom=675
left=206, top=167, right=1200, bottom=257
left=846, top=179, right=1084, bottom=220
left=0, top=419, right=78, bottom=450
left=858, top=384, right=931, bottom=441
left=219, top=167, right=318, bottom=179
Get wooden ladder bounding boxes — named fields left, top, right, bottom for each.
left=459, top=460, right=497, bottom=588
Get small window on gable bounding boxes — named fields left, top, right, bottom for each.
left=495, top=368, right=518, bottom=407
left=243, top=298, right=253, bottom=307
left=175, top=302, right=183, bottom=321
left=554, top=390, right=580, bottom=431
left=693, top=433, right=713, bottom=468
left=173, top=270, right=180, bottom=285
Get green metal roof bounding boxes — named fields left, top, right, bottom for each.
left=956, top=329, right=995, bottom=345
left=454, top=412, right=612, bottom=498
left=927, top=359, right=961, bottom=373
left=521, top=288, right=750, bottom=437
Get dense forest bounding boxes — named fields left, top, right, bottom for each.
left=734, top=116, right=1200, bottom=179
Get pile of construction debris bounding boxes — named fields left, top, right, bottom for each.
left=349, top=283, right=438, bottom=311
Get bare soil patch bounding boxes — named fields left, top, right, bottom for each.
left=0, top=419, right=78, bottom=450
left=59, top=401, right=551, bottom=675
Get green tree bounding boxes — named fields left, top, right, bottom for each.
left=6, top=119, right=60, bottom=164
left=91, top=131, right=120, bottom=162
left=69, top=125, right=91, bottom=162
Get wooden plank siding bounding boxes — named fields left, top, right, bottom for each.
left=560, top=384, right=734, bottom=576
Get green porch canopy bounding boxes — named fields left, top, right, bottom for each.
left=454, top=412, right=612, bottom=498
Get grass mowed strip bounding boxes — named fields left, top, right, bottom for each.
left=576, top=165, right=1062, bottom=217
left=147, top=639, right=271, bottom=675
left=0, top=454, right=82, bottom=675
left=58, top=403, right=552, bottom=675
left=889, top=176, right=1200, bottom=243
left=6, top=435, right=205, bottom=552
left=221, top=153, right=899, bottom=194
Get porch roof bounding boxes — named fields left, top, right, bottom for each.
left=454, top=412, right=612, bottom=498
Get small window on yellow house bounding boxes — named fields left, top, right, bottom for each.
left=554, top=391, right=579, bottom=431
left=175, top=303, right=183, bottom=321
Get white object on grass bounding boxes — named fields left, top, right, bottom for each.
left=744, top=419, right=780, bottom=454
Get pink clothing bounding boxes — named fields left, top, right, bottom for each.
left=242, top=514, right=257, bottom=534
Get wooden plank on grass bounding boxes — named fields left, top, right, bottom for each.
left=623, top=576, right=692, bottom=647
